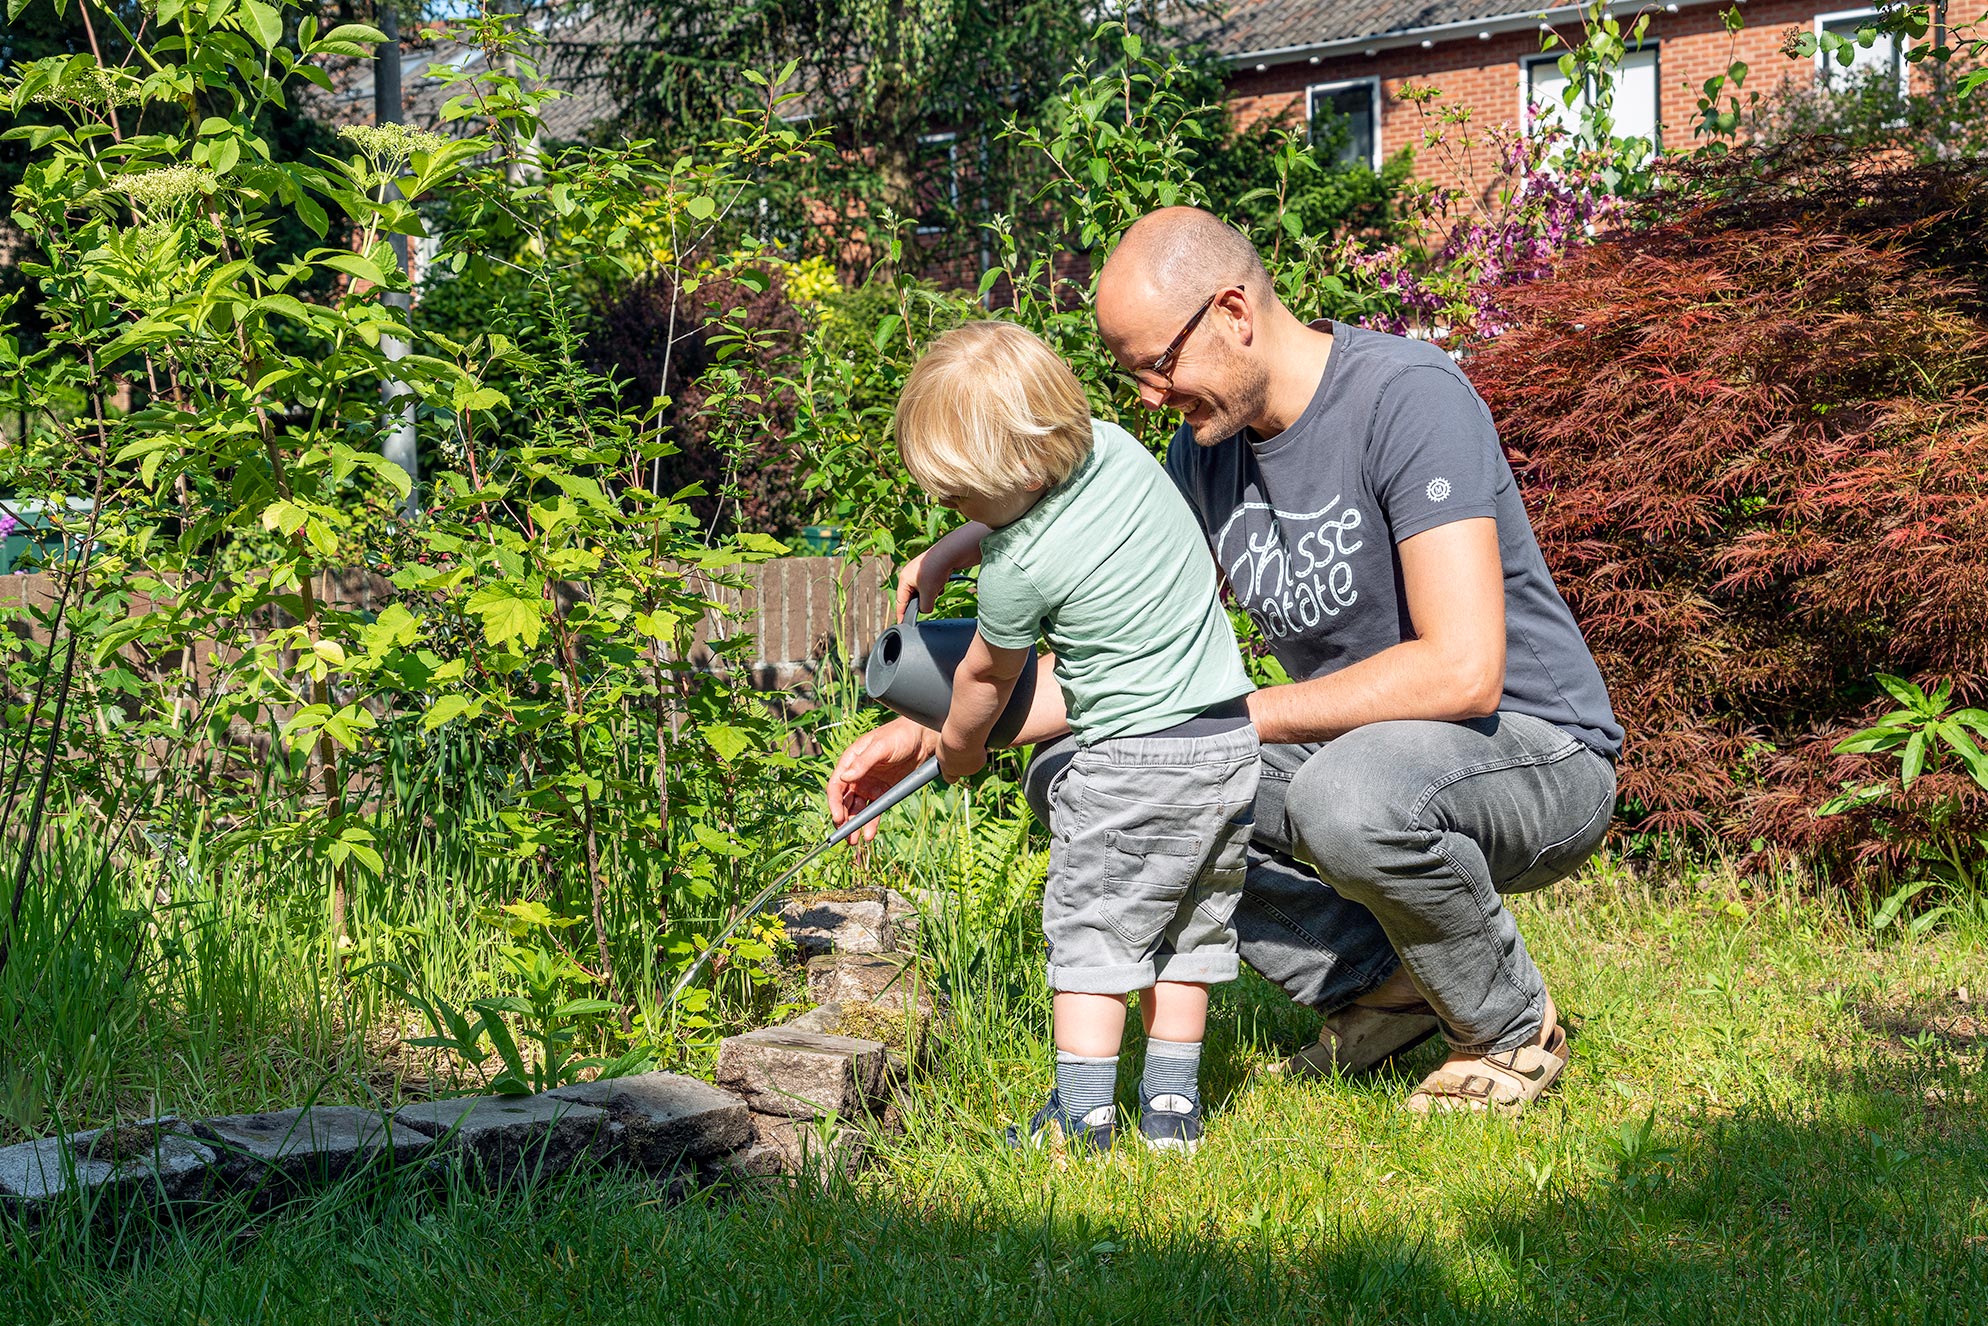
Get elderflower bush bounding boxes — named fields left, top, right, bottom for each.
left=1, top=3, right=832, bottom=1073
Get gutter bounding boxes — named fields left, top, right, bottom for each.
left=1220, top=0, right=1734, bottom=68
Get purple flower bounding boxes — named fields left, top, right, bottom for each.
left=0, top=512, right=16, bottom=540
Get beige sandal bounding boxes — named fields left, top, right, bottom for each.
left=1405, top=1022, right=1569, bottom=1116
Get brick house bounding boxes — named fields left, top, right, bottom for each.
left=1197, top=0, right=1926, bottom=187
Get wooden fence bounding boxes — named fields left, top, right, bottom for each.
left=0, top=556, right=897, bottom=693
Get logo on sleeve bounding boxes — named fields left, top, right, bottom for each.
left=1426, top=477, right=1452, bottom=503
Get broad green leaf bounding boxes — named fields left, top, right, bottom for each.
left=241, top=0, right=282, bottom=50
left=690, top=823, right=746, bottom=857
left=1833, top=726, right=1905, bottom=754
left=702, top=722, right=753, bottom=764
left=421, top=694, right=477, bottom=732
left=1901, top=729, right=1927, bottom=788
left=684, top=194, right=716, bottom=220
left=1875, top=673, right=1927, bottom=711
left=465, top=584, right=544, bottom=649
left=323, top=251, right=390, bottom=287
left=261, top=498, right=307, bottom=537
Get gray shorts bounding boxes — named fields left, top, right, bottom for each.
left=1041, top=723, right=1260, bottom=994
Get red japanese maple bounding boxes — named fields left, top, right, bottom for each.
left=1465, top=141, right=1988, bottom=877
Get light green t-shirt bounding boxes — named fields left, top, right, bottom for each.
left=976, top=418, right=1252, bottom=743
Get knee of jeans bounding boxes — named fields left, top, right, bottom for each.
left=1284, top=753, right=1410, bottom=892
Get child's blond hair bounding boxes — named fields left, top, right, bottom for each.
left=893, top=321, right=1093, bottom=502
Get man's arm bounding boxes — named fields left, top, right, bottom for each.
left=937, top=634, right=1032, bottom=781
left=1246, top=517, right=1506, bottom=745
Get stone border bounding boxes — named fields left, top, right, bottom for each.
left=0, top=891, right=937, bottom=1216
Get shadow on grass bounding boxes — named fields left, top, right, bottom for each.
left=4, top=1054, right=1983, bottom=1326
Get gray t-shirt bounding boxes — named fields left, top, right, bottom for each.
left=1165, top=321, right=1622, bottom=758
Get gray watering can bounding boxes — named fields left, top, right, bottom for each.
left=668, top=593, right=1039, bottom=1001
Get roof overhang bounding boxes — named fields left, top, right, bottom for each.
left=1221, top=0, right=1733, bottom=68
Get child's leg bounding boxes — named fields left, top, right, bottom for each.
left=1055, top=991, right=1131, bottom=1057
left=1140, top=981, right=1210, bottom=1108
left=1052, top=991, right=1128, bottom=1126
left=1140, top=981, right=1208, bottom=1043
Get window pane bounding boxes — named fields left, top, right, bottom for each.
left=1331, top=84, right=1374, bottom=168
left=1613, top=47, right=1659, bottom=144
left=1309, top=83, right=1375, bottom=168
left=1528, top=59, right=1581, bottom=138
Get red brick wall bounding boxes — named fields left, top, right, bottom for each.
left=1222, top=1, right=1911, bottom=194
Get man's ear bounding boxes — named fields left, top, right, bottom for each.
left=1221, top=286, right=1256, bottom=347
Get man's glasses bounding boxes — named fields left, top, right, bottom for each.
left=1124, top=286, right=1235, bottom=395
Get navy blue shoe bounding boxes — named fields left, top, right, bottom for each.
left=1004, top=1090, right=1116, bottom=1154
left=1139, top=1092, right=1203, bottom=1154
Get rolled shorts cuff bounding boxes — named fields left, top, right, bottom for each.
left=1046, top=959, right=1157, bottom=995
left=1153, top=950, right=1239, bottom=985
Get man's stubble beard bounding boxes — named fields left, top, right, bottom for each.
left=1186, top=343, right=1272, bottom=446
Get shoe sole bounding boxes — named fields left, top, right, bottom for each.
left=1140, top=1133, right=1200, bottom=1156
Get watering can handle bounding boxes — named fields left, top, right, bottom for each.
left=903, top=588, right=919, bottom=627
left=824, top=755, right=941, bottom=848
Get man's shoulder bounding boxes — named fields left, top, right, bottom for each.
left=1332, top=321, right=1471, bottom=393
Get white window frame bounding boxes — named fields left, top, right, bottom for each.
left=1813, top=7, right=1910, bottom=95
left=1520, top=44, right=1662, bottom=148
left=1305, top=76, right=1383, bottom=170
left=914, top=131, right=960, bottom=236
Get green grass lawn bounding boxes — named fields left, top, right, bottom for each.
left=6, top=860, right=1986, bottom=1324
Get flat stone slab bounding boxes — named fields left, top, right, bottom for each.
left=394, top=1095, right=608, bottom=1179
left=748, top=1112, right=868, bottom=1180
left=785, top=999, right=931, bottom=1074
left=715, top=1026, right=888, bottom=1120
left=805, top=954, right=936, bottom=1016
left=0, top=1119, right=216, bottom=1204
left=777, top=889, right=917, bottom=958
left=197, top=1107, right=432, bottom=1188
left=544, top=1073, right=751, bottom=1170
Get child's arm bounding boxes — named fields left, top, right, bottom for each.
left=937, top=632, right=1030, bottom=781
left=895, top=522, right=991, bottom=621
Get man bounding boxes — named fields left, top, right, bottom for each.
left=830, top=206, right=1620, bottom=1113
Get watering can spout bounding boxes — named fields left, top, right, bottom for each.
left=864, top=593, right=1038, bottom=747
left=665, top=594, right=1040, bottom=1006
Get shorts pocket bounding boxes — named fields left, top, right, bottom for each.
left=1102, top=830, right=1205, bottom=947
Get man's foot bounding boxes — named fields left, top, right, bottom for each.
left=1405, top=1000, right=1569, bottom=1117
left=1138, top=1093, right=1203, bottom=1154
left=1004, top=1090, right=1116, bottom=1153
left=1265, top=969, right=1442, bottom=1080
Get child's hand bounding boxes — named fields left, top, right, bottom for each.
left=938, top=733, right=988, bottom=782
left=894, top=523, right=990, bottom=621
left=893, top=550, right=932, bottom=623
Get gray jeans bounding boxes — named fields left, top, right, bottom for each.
left=1024, top=711, right=1616, bottom=1055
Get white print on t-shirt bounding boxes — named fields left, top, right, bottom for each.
left=1212, top=497, right=1365, bottom=641
left=1426, top=477, right=1451, bottom=502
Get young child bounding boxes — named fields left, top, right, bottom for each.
left=894, top=320, right=1258, bottom=1154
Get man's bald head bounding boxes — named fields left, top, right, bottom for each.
left=1095, top=207, right=1284, bottom=447
left=1100, top=206, right=1272, bottom=318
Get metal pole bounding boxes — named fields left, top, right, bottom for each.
left=375, top=0, right=419, bottom=516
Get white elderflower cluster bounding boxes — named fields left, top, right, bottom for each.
left=31, top=66, right=144, bottom=109
left=113, top=165, right=216, bottom=210
left=338, top=122, right=451, bottom=172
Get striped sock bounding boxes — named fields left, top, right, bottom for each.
left=1141, top=1037, right=1203, bottom=1107
left=1054, top=1051, right=1119, bottom=1123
